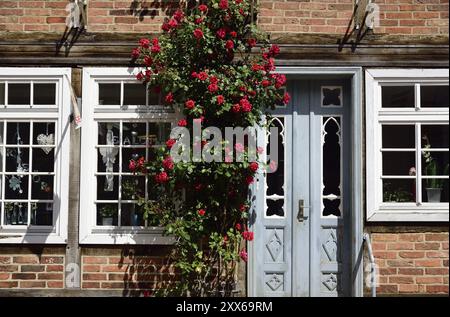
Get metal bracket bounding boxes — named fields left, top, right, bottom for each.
left=297, top=199, right=311, bottom=222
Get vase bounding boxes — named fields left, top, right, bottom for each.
left=426, top=188, right=442, bottom=203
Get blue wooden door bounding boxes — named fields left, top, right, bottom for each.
left=250, top=79, right=352, bottom=297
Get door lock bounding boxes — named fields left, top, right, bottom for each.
left=297, top=199, right=311, bottom=222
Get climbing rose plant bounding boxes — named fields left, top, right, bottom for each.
left=131, top=0, right=289, bottom=296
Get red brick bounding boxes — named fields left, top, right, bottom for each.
left=0, top=281, right=18, bottom=288
left=19, top=1, right=45, bottom=8
left=13, top=256, right=39, bottom=264
left=90, top=1, right=114, bottom=8
left=24, top=24, right=49, bottom=31
left=47, top=281, right=64, bottom=288
left=83, top=257, right=107, bottom=265
left=399, top=251, right=425, bottom=259
left=83, top=273, right=107, bottom=281
left=19, top=16, right=45, bottom=23
left=83, top=265, right=101, bottom=272
left=21, top=265, right=45, bottom=273
left=44, top=2, right=67, bottom=9
left=426, top=251, right=449, bottom=258
left=372, top=234, right=398, bottom=242
left=101, top=282, right=126, bottom=289
left=0, top=257, right=11, bottom=265
left=108, top=273, right=128, bottom=281
left=399, top=284, right=419, bottom=293
left=114, top=17, right=139, bottom=24
left=11, top=273, right=36, bottom=280
left=389, top=276, right=414, bottom=284
left=0, top=8, right=24, bottom=15
left=46, top=265, right=64, bottom=272
left=378, top=284, right=398, bottom=293
left=379, top=268, right=397, bottom=275
left=398, top=268, right=424, bottom=275
left=372, top=243, right=387, bottom=251
left=82, top=282, right=101, bottom=289
left=0, top=1, right=18, bottom=8
left=46, top=17, right=66, bottom=24
left=416, top=276, right=444, bottom=284
left=274, top=2, right=300, bottom=10
left=415, top=243, right=441, bottom=250
left=0, top=265, right=19, bottom=272
left=0, top=273, right=10, bottom=280
left=19, top=281, right=46, bottom=288
left=387, top=260, right=414, bottom=267
left=415, top=259, right=442, bottom=267
left=101, top=265, right=129, bottom=273
left=387, top=242, right=414, bottom=250
left=41, top=256, right=64, bottom=265
left=38, top=273, right=63, bottom=280
left=374, top=251, right=398, bottom=259
left=425, top=233, right=449, bottom=242
left=426, top=285, right=449, bottom=293
left=425, top=268, right=449, bottom=275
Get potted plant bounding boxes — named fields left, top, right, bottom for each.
left=423, top=138, right=449, bottom=203
left=99, top=205, right=117, bottom=226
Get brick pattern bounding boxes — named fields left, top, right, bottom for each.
left=370, top=232, right=449, bottom=295
left=0, top=0, right=448, bottom=35
left=0, top=254, right=65, bottom=289
left=81, top=255, right=178, bottom=294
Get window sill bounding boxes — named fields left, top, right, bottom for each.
left=79, top=230, right=176, bottom=245
left=367, top=210, right=449, bottom=222
left=0, top=232, right=67, bottom=244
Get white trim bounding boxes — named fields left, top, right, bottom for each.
left=366, top=68, right=449, bottom=223
left=80, top=67, right=176, bottom=245
left=0, top=67, right=71, bottom=244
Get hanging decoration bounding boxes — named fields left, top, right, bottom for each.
left=99, top=125, right=119, bottom=192
left=36, top=123, right=54, bottom=155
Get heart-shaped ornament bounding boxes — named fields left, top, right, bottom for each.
left=37, top=134, right=54, bottom=155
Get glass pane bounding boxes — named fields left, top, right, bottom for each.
left=5, top=175, right=28, bottom=200
left=31, top=175, right=53, bottom=200
left=96, top=203, right=118, bottom=226
left=0, top=83, right=5, bottom=105
left=322, top=87, right=342, bottom=107
left=421, top=86, right=449, bottom=108
left=422, top=179, right=448, bottom=203
left=33, top=122, right=55, bottom=146
left=98, top=122, right=120, bottom=145
left=421, top=125, right=449, bottom=149
left=32, top=148, right=55, bottom=173
left=267, top=118, right=284, bottom=196
left=6, top=122, right=30, bottom=145
left=97, top=148, right=119, bottom=173
left=123, top=122, right=146, bottom=146
left=382, top=152, right=416, bottom=176
left=382, top=125, right=415, bottom=148
left=0, top=122, right=4, bottom=144
left=8, top=83, right=31, bottom=105
left=267, top=199, right=284, bottom=217
left=6, top=148, right=29, bottom=173
left=148, top=89, right=160, bottom=105
left=382, top=86, right=415, bottom=108
left=383, top=179, right=415, bottom=203
left=323, top=117, right=341, bottom=196
left=31, top=203, right=53, bottom=226
left=121, top=204, right=145, bottom=226
left=122, top=148, right=146, bottom=172
left=99, top=83, right=121, bottom=105
left=422, top=151, right=449, bottom=177
left=97, top=176, right=119, bottom=200
left=123, top=83, right=146, bottom=106
left=323, top=199, right=341, bottom=217
left=33, top=83, right=56, bottom=105
left=4, top=202, right=28, bottom=225
left=122, top=176, right=145, bottom=200
left=148, top=122, right=171, bottom=146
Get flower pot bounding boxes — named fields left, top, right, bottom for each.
left=102, top=217, right=114, bottom=226
left=426, top=188, right=442, bottom=203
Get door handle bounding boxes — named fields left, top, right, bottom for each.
left=297, top=199, right=311, bottom=222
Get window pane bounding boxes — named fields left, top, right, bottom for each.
left=422, top=179, right=448, bottom=203
left=122, top=176, right=145, bottom=200
left=6, top=148, right=29, bottom=173
left=99, top=83, right=121, bottom=105
left=383, top=179, right=415, bottom=202
left=122, top=148, right=146, bottom=172
left=421, top=86, right=449, bottom=108
left=0, top=83, right=5, bottom=105
left=98, top=122, right=120, bottom=145
left=6, top=122, right=30, bottom=145
left=97, top=176, right=119, bottom=200
left=382, top=125, right=415, bottom=148
left=148, top=122, right=171, bottom=146
left=31, top=175, right=53, bottom=200
left=123, top=122, right=146, bottom=146
left=421, top=125, right=449, bottom=149
left=33, top=83, right=56, bottom=105
left=0, top=122, right=4, bottom=144
left=4, top=202, right=28, bottom=225
left=8, top=83, right=31, bottom=105
left=382, top=152, right=416, bottom=176
left=382, top=86, right=415, bottom=108
left=121, top=204, right=145, bottom=226
left=31, top=203, right=53, bottom=226
left=97, top=148, right=119, bottom=173
left=148, top=89, right=160, bottom=105
left=422, top=151, right=449, bottom=176
left=267, top=199, right=284, bottom=217
left=5, top=175, right=28, bottom=200
left=123, top=83, right=146, bottom=106
left=96, top=203, right=118, bottom=226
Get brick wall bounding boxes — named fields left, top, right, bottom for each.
left=369, top=232, right=449, bottom=295
left=0, top=0, right=448, bottom=35
left=0, top=248, right=65, bottom=289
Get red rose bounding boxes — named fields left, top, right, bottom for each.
left=152, top=38, right=159, bottom=46
left=173, top=10, right=184, bottom=22
left=216, top=28, right=226, bottom=39
left=235, top=223, right=242, bottom=231
left=178, top=119, right=187, bottom=127
left=239, top=204, right=248, bottom=212
left=162, top=156, right=174, bottom=171
left=185, top=99, right=195, bottom=109
left=230, top=31, right=237, bottom=38
left=155, top=171, right=169, bottom=183
left=252, top=64, right=263, bottom=72
left=168, top=18, right=178, bottom=29
left=246, top=176, right=254, bottom=185
left=247, top=38, right=257, bottom=48
left=193, top=28, right=204, bottom=40
left=151, top=44, right=161, bottom=53
left=139, top=38, right=150, bottom=48
left=131, top=48, right=140, bottom=59
left=209, top=76, right=218, bottom=84
left=225, top=40, right=234, bottom=50
left=144, top=56, right=153, bottom=66
left=219, top=0, right=228, bottom=10
left=208, top=83, right=219, bottom=93
left=216, top=95, right=225, bottom=105
left=198, top=209, right=206, bottom=216
left=195, top=17, right=204, bottom=24
left=264, top=58, right=275, bottom=72
left=129, top=160, right=137, bottom=172
left=269, top=44, right=280, bottom=57
left=242, top=231, right=254, bottom=241
left=249, top=162, right=259, bottom=172
left=231, top=104, right=241, bottom=113
left=191, top=71, right=198, bottom=78
left=198, top=4, right=208, bottom=12
left=162, top=23, right=170, bottom=32
left=240, top=249, right=248, bottom=262
left=261, top=80, right=270, bottom=87
left=283, top=92, right=291, bottom=105
left=165, top=92, right=174, bottom=104
left=198, top=72, right=208, bottom=81
left=240, top=98, right=252, bottom=112
left=136, top=72, right=144, bottom=81
left=166, top=139, right=176, bottom=149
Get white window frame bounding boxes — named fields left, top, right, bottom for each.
left=0, top=67, right=71, bottom=243
left=79, top=67, right=177, bottom=244
left=366, top=68, right=449, bottom=222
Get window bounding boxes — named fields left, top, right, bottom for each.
left=79, top=68, right=176, bottom=244
left=0, top=68, right=71, bottom=243
left=366, top=69, right=449, bottom=222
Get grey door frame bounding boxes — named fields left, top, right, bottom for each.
left=248, top=67, right=364, bottom=297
